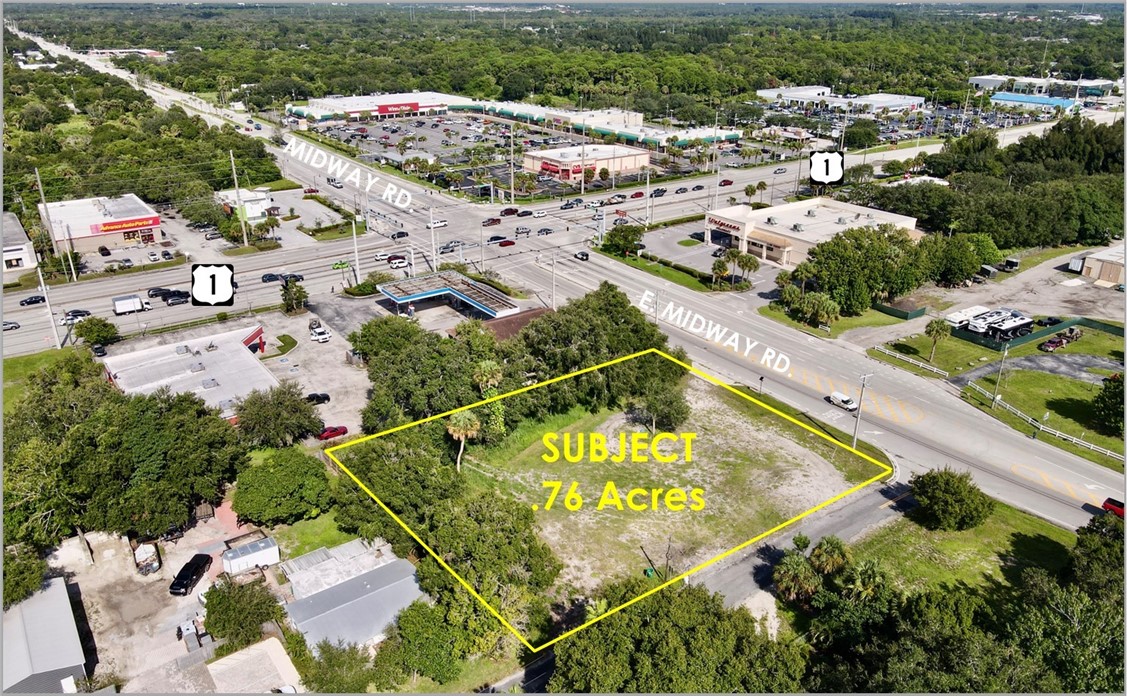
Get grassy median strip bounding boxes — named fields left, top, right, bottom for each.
left=595, top=249, right=711, bottom=292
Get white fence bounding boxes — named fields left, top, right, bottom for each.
left=965, top=381, right=1124, bottom=462
left=874, top=345, right=950, bottom=377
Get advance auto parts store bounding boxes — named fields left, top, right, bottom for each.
left=39, top=194, right=162, bottom=254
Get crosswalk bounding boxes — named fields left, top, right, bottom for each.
left=790, top=367, right=927, bottom=425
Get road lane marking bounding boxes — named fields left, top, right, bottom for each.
left=1011, top=463, right=1105, bottom=506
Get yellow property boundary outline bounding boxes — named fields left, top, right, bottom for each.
left=326, top=348, right=893, bottom=653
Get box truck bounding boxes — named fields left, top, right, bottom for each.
left=112, top=294, right=153, bottom=316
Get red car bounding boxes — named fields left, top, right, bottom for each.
left=318, top=426, right=349, bottom=441
left=630, top=191, right=645, bottom=198
left=1102, top=497, right=1125, bottom=518
left=500, top=207, right=519, bottom=216
left=386, top=254, right=406, bottom=263
left=498, top=240, right=516, bottom=247
left=482, top=217, right=502, bottom=227
left=303, top=187, right=319, bottom=194
left=719, top=179, right=734, bottom=186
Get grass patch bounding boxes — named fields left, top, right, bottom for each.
left=261, top=334, right=297, bottom=359
left=757, top=304, right=902, bottom=339
left=964, top=371, right=1124, bottom=472
left=54, top=114, right=91, bottom=137
left=718, top=386, right=891, bottom=485
left=872, top=325, right=1124, bottom=379
left=402, top=655, right=522, bottom=694
left=854, top=503, right=1075, bottom=596
left=281, top=214, right=300, bottom=221
left=272, top=510, right=358, bottom=559
left=856, top=137, right=945, bottom=155
left=595, top=249, right=711, bottom=292
left=247, top=448, right=280, bottom=467
left=3, top=347, right=80, bottom=414
left=258, top=178, right=301, bottom=191
left=222, top=245, right=260, bottom=256
left=302, top=220, right=367, bottom=242
left=677, top=239, right=702, bottom=247
left=993, top=245, right=1090, bottom=280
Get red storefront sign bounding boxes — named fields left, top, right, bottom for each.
left=541, top=162, right=560, bottom=173
left=707, top=217, right=741, bottom=231
left=377, top=103, right=420, bottom=115
left=90, top=215, right=161, bottom=235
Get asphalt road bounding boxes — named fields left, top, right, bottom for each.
left=9, top=28, right=1124, bottom=532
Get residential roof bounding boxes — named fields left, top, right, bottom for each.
left=280, top=539, right=397, bottom=600
left=2, top=578, right=86, bottom=692
left=285, top=559, right=424, bottom=651
left=206, top=637, right=304, bottom=693
left=101, top=326, right=278, bottom=419
left=2, top=212, right=31, bottom=246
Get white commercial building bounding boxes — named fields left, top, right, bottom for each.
left=522, top=144, right=651, bottom=182
left=288, top=91, right=477, bottom=122
left=755, top=86, right=925, bottom=112
left=216, top=188, right=279, bottom=225
left=704, top=198, right=920, bottom=267
left=969, top=74, right=1119, bottom=98
left=38, top=193, right=162, bottom=254
left=2, top=212, right=37, bottom=282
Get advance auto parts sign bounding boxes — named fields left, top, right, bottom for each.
left=91, top=215, right=161, bottom=235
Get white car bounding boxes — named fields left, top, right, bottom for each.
left=426, top=220, right=449, bottom=229
left=373, top=252, right=390, bottom=262
left=532, top=210, right=547, bottom=218
left=389, top=259, right=409, bottom=270
left=147, top=251, right=160, bottom=262
left=310, top=326, right=332, bottom=343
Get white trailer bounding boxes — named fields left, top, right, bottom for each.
left=944, top=305, right=989, bottom=328
left=221, top=537, right=280, bottom=575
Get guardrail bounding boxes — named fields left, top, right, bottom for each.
left=874, top=345, right=950, bottom=377
left=964, top=382, right=1124, bottom=462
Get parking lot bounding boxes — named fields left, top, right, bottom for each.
left=637, top=221, right=783, bottom=292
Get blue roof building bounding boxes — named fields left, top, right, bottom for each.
left=989, top=92, right=1079, bottom=111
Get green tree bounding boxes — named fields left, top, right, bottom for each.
left=774, top=268, right=792, bottom=292
left=736, top=252, right=759, bottom=282
left=910, top=467, right=995, bottom=531
left=773, top=550, right=822, bottom=603
left=793, top=532, right=811, bottom=553
left=394, top=601, right=465, bottom=684
left=791, top=261, right=815, bottom=296
left=74, top=316, right=119, bottom=345
left=882, top=158, right=907, bottom=177
left=232, top=448, right=330, bottom=526
left=203, top=578, right=284, bottom=653
left=2, top=548, right=48, bottom=609
left=801, top=292, right=841, bottom=326
left=1067, top=512, right=1124, bottom=602
left=844, top=120, right=879, bottom=149
left=711, top=258, right=728, bottom=285
left=635, top=381, right=690, bottom=433
left=601, top=224, right=644, bottom=257
left=1091, top=373, right=1123, bottom=437
left=300, top=639, right=379, bottom=694
left=598, top=167, right=610, bottom=182
left=445, top=410, right=480, bottom=474
left=756, top=179, right=768, bottom=203
left=281, top=279, right=308, bottom=313
left=924, top=318, right=951, bottom=362
left=809, top=535, right=852, bottom=575
left=234, top=380, right=322, bottom=448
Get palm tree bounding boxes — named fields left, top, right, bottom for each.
left=791, top=261, right=815, bottom=296
left=774, top=269, right=793, bottom=292
left=806, top=293, right=841, bottom=327
left=772, top=551, right=821, bottom=603
left=842, top=558, right=886, bottom=602
left=473, top=359, right=503, bottom=395
left=446, top=410, right=480, bottom=474
left=737, top=252, right=760, bottom=282
left=724, top=247, right=742, bottom=287
left=809, top=535, right=852, bottom=575
left=744, top=183, right=756, bottom=204
left=711, top=258, right=728, bottom=287
left=756, top=180, right=768, bottom=203
left=925, top=318, right=951, bottom=362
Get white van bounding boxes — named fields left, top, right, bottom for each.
left=829, top=391, right=858, bottom=411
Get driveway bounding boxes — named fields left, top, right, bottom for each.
left=948, top=353, right=1125, bottom=387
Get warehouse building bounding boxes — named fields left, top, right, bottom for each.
left=523, top=144, right=651, bottom=182
left=704, top=198, right=919, bottom=267
left=755, top=86, right=925, bottom=112
left=3, top=212, right=38, bottom=282
left=287, top=91, right=477, bottom=121
left=1079, top=246, right=1125, bottom=285
left=38, top=193, right=161, bottom=255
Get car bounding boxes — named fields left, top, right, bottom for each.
left=18, top=295, right=45, bottom=306
left=498, top=240, right=516, bottom=247
left=389, top=259, right=409, bottom=270
left=719, top=179, right=734, bottom=187
left=161, top=250, right=174, bottom=261
left=148, top=251, right=160, bottom=262
left=1039, top=338, right=1066, bottom=352
left=282, top=273, right=304, bottom=283
left=1117, top=284, right=1125, bottom=293
left=66, top=309, right=92, bottom=318
left=3, top=321, right=20, bottom=331
left=1103, top=497, right=1125, bottom=518
left=262, top=273, right=281, bottom=283
left=532, top=210, right=547, bottom=218
left=675, top=187, right=689, bottom=194
left=169, top=554, right=212, bottom=596
left=204, top=231, right=225, bottom=240
left=560, top=202, right=576, bottom=210
left=310, top=326, right=332, bottom=343
left=327, top=179, right=344, bottom=189
left=500, top=208, right=519, bottom=217
left=98, top=246, right=111, bottom=257
left=148, top=287, right=170, bottom=298
left=773, top=167, right=788, bottom=174
left=426, top=220, right=448, bottom=229
left=650, top=190, right=665, bottom=198
left=515, top=226, right=532, bottom=236
left=572, top=198, right=585, bottom=205
left=318, top=426, right=349, bottom=441
left=387, top=254, right=406, bottom=263
left=246, top=118, right=254, bottom=125
left=634, top=242, right=646, bottom=251
left=516, top=210, right=533, bottom=217
left=120, top=258, right=134, bottom=269
left=391, top=230, right=409, bottom=240
left=91, top=344, right=106, bottom=357
left=692, top=185, right=705, bottom=191
left=574, top=251, right=589, bottom=261
left=630, top=191, right=645, bottom=199
left=1036, top=316, right=1063, bottom=327
left=829, top=391, right=858, bottom=411
left=482, top=217, right=502, bottom=226
left=331, top=259, right=350, bottom=270
left=166, top=295, right=190, bottom=306
left=439, top=244, right=457, bottom=254
left=537, top=228, right=554, bottom=236
left=373, top=252, right=390, bottom=262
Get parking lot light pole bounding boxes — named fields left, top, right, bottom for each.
left=851, top=373, right=874, bottom=450
left=991, top=343, right=1009, bottom=409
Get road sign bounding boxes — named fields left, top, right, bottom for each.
left=809, top=150, right=845, bottom=185
left=190, top=264, right=235, bottom=306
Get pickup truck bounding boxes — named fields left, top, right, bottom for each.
left=112, top=294, right=153, bottom=316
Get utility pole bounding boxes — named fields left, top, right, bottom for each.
left=229, top=150, right=249, bottom=247
left=429, top=207, right=437, bottom=263
left=645, top=168, right=652, bottom=225
left=509, top=124, right=516, bottom=206
left=35, top=168, right=76, bottom=281
left=351, top=219, right=362, bottom=284
left=479, top=223, right=485, bottom=271
left=551, top=250, right=557, bottom=310
left=851, top=373, right=874, bottom=450
left=37, top=266, right=62, bottom=350
left=991, top=343, right=1010, bottom=409
left=580, top=118, right=587, bottom=195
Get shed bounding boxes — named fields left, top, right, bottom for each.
left=979, top=264, right=998, bottom=279
left=2, top=578, right=87, bottom=693
left=222, top=537, right=280, bottom=575
left=1069, top=251, right=1094, bottom=273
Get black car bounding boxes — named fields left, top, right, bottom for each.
left=692, top=185, right=705, bottom=191
left=148, top=287, right=170, bottom=298
left=650, top=190, right=665, bottom=198
left=574, top=251, right=590, bottom=261
left=560, top=201, right=576, bottom=210
left=675, top=187, right=689, bottom=194
left=169, top=554, right=212, bottom=596
left=91, top=344, right=107, bottom=357
left=537, top=228, right=554, bottom=236
left=516, top=210, right=533, bottom=217
left=305, top=393, right=331, bottom=405
left=281, top=273, right=304, bottom=283
left=166, top=295, right=190, bottom=306
left=391, top=231, right=409, bottom=240
left=262, top=273, right=280, bottom=283
left=1036, top=316, right=1064, bottom=327
left=98, top=246, right=111, bottom=257
left=161, top=250, right=174, bottom=261
left=19, top=295, right=45, bottom=306
left=487, top=235, right=507, bottom=244
left=500, top=208, right=519, bottom=217
left=65, top=309, right=92, bottom=319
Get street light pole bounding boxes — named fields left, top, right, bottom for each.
left=37, top=267, right=62, bottom=350
left=551, top=250, right=557, bottom=310
left=991, top=343, right=1009, bottom=409
left=851, top=373, right=874, bottom=450
left=351, top=219, right=361, bottom=285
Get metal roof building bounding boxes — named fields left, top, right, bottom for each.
left=378, top=270, right=519, bottom=319
left=989, top=92, right=1080, bottom=111
left=2, top=578, right=87, bottom=693
left=284, top=559, right=424, bottom=652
